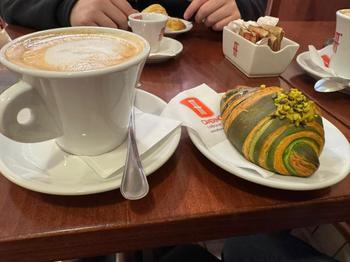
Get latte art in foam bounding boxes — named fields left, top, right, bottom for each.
left=5, top=33, right=143, bottom=72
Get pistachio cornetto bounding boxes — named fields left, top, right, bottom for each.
left=220, top=86, right=325, bottom=177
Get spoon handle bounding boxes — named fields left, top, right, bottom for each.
left=120, top=103, right=149, bottom=200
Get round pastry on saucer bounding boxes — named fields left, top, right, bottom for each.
left=142, top=4, right=187, bottom=32
left=220, top=85, right=325, bottom=177
left=142, top=4, right=168, bottom=15
left=166, top=18, right=186, bottom=31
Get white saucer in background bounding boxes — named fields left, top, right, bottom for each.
left=165, top=19, right=193, bottom=35
left=0, top=89, right=181, bottom=195
left=296, top=45, right=350, bottom=94
left=188, top=118, right=350, bottom=191
left=296, top=45, right=334, bottom=80
left=147, top=37, right=183, bottom=63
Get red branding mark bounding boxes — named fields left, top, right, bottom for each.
left=333, top=31, right=343, bottom=53
left=180, top=97, right=214, bottom=118
left=232, top=41, right=239, bottom=57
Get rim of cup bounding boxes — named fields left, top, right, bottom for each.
left=128, top=13, right=168, bottom=23
left=338, top=9, right=350, bottom=19
left=0, top=26, right=151, bottom=78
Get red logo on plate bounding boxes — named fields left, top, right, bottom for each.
left=180, top=97, right=214, bottom=118
left=232, top=41, right=239, bottom=57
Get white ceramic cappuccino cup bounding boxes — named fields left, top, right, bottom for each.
left=330, top=9, right=350, bottom=79
left=0, top=27, right=150, bottom=156
left=129, top=13, right=168, bottom=53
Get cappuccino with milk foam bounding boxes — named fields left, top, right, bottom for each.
left=5, top=30, right=144, bottom=72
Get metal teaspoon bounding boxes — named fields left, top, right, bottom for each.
left=120, top=97, right=149, bottom=200
left=314, top=77, right=350, bottom=93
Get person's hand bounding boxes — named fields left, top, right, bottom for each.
left=184, top=0, right=241, bottom=31
left=70, top=0, right=137, bottom=30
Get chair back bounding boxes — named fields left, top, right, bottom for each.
left=267, top=0, right=350, bottom=21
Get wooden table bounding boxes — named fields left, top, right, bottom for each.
left=0, top=21, right=349, bottom=262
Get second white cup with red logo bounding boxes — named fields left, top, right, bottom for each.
left=129, top=13, right=168, bottom=53
left=330, top=9, right=350, bottom=79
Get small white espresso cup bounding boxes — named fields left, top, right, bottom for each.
left=0, top=27, right=150, bottom=156
left=330, top=9, right=350, bottom=79
left=129, top=12, right=168, bottom=53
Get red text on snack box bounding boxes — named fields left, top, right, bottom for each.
left=232, top=41, right=239, bottom=57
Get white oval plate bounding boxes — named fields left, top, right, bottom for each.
left=0, top=90, right=181, bottom=195
left=188, top=118, right=350, bottom=191
left=165, top=19, right=193, bottom=35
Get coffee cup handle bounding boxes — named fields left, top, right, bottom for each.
left=0, top=80, right=61, bottom=142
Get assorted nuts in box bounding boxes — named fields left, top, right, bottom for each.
left=223, top=16, right=299, bottom=77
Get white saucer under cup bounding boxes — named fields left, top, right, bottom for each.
left=0, top=90, right=181, bottom=195
left=296, top=46, right=350, bottom=94
left=147, top=37, right=183, bottom=63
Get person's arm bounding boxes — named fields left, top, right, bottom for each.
left=184, top=0, right=241, bottom=31
left=0, top=0, right=77, bottom=29
left=235, top=0, right=267, bottom=21
left=70, top=0, right=136, bottom=30
left=0, top=0, right=137, bottom=30
left=184, top=0, right=267, bottom=31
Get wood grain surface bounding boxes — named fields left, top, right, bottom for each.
left=0, top=22, right=349, bottom=262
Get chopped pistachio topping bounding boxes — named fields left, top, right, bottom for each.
left=273, top=88, right=319, bottom=126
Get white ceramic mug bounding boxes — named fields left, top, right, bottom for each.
left=0, top=27, right=150, bottom=156
left=330, top=9, right=350, bottom=79
left=129, top=13, right=168, bottom=53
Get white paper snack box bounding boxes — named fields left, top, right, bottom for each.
left=222, top=26, right=299, bottom=77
